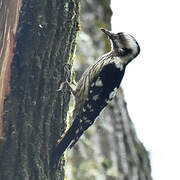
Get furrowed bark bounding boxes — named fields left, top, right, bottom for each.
left=0, top=0, right=79, bottom=179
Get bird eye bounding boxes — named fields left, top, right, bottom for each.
left=117, top=32, right=123, bottom=37
left=121, top=48, right=132, bottom=56
left=117, top=32, right=122, bottom=35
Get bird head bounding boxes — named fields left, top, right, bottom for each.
left=101, top=28, right=140, bottom=65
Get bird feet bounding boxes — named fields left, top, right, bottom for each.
left=57, top=81, right=69, bottom=92
left=57, top=64, right=77, bottom=96
left=57, top=81, right=76, bottom=96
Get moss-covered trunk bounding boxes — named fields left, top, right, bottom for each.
left=0, top=0, right=79, bottom=179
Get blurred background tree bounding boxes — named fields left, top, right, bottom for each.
left=66, top=1, right=153, bottom=180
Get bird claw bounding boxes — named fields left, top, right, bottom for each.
left=57, top=82, right=68, bottom=92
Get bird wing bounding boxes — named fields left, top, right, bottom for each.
left=69, top=62, right=126, bottom=148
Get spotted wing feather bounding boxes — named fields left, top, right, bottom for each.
left=69, top=62, right=125, bottom=147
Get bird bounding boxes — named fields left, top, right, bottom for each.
left=51, top=28, right=140, bottom=169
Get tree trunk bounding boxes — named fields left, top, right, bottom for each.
left=67, top=0, right=153, bottom=180
left=0, top=0, right=79, bottom=179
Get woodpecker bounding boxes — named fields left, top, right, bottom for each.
left=52, top=28, right=140, bottom=169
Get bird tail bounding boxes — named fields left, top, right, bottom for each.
left=51, top=119, right=79, bottom=169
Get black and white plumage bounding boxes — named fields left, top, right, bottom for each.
left=52, top=28, right=140, bottom=168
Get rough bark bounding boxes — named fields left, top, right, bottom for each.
left=67, top=0, right=153, bottom=180
left=0, top=0, right=22, bottom=139
left=0, top=0, right=79, bottom=180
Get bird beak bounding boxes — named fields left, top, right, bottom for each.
left=100, top=28, right=114, bottom=40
